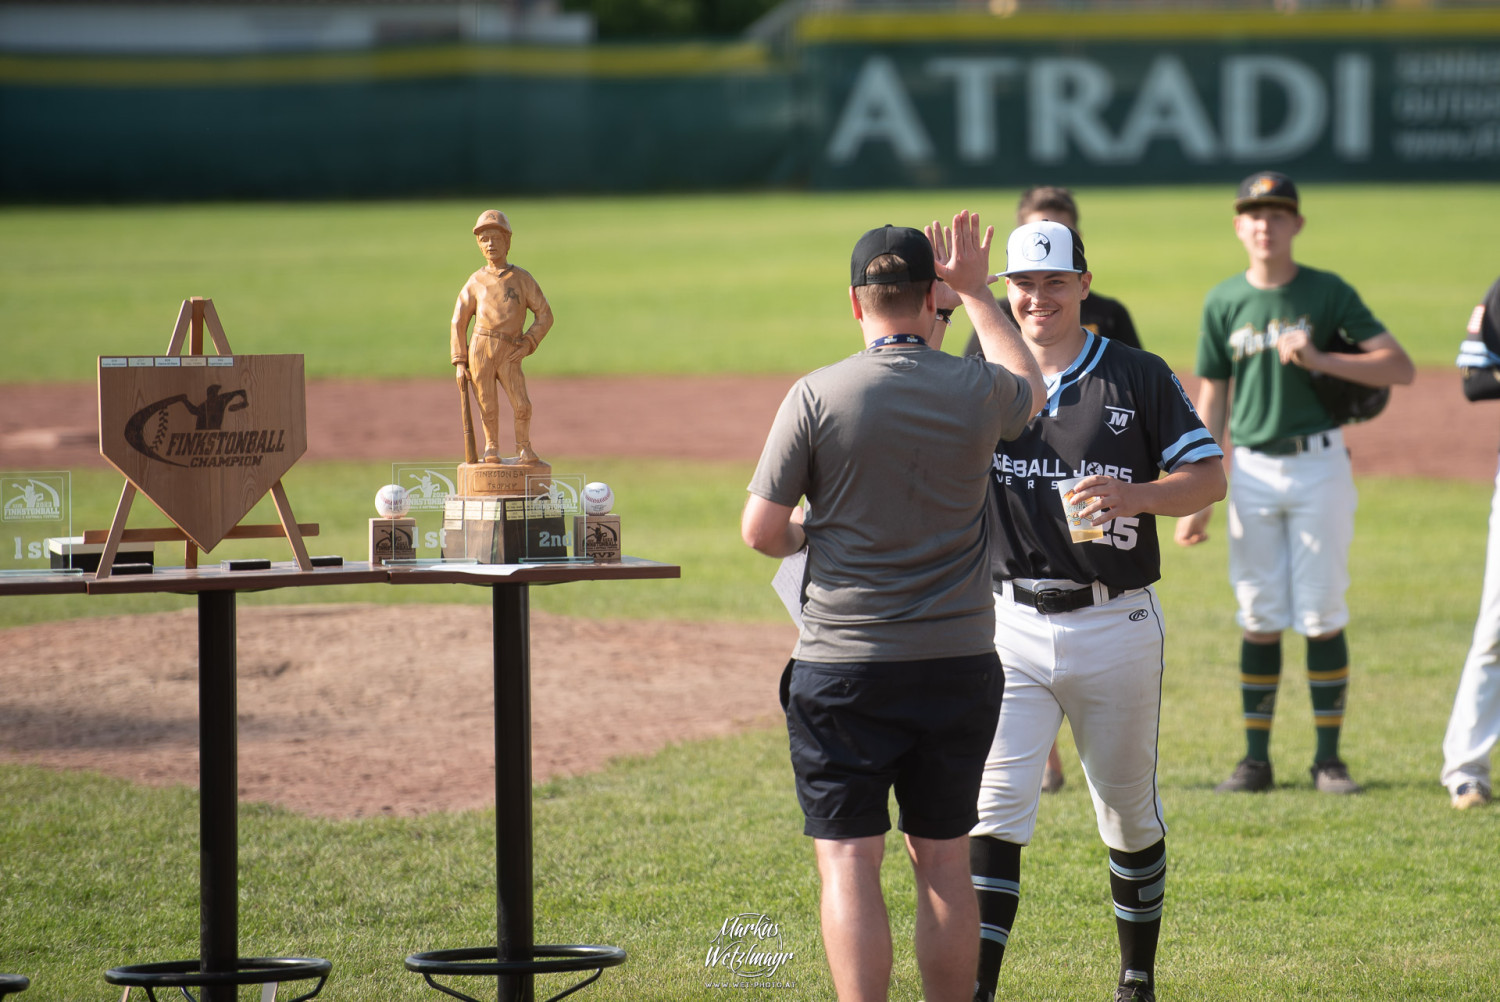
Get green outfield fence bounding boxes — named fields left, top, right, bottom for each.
left=1, top=7, right=1498, bottom=198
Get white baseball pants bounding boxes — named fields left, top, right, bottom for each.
left=1442, top=462, right=1500, bottom=794
left=1227, top=431, right=1356, bottom=637
left=973, top=583, right=1167, bottom=852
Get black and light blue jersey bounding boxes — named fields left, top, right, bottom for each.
left=1457, top=277, right=1500, bottom=368
left=988, top=333, right=1222, bottom=590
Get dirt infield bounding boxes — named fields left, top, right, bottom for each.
left=0, top=605, right=795, bottom=818
left=0, top=369, right=1488, bottom=817
left=0, top=368, right=1489, bottom=476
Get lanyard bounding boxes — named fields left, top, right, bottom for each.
left=868, top=334, right=928, bottom=348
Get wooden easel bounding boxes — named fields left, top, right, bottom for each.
left=91, top=297, right=317, bottom=580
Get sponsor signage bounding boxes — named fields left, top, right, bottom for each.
left=807, top=32, right=1500, bottom=186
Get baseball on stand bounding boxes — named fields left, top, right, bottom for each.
left=374, top=483, right=411, bottom=518
left=582, top=481, right=614, bottom=515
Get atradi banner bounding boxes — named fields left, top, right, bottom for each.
left=803, top=19, right=1500, bottom=187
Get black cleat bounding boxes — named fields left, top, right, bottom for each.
left=1215, top=757, right=1273, bottom=793
left=1114, top=977, right=1155, bottom=1002
left=1310, top=758, right=1363, bottom=794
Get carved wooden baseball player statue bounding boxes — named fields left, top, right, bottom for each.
left=452, top=209, right=554, bottom=466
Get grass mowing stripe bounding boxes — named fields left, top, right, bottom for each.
left=0, top=469, right=1487, bottom=632
left=2, top=186, right=1495, bottom=383
left=3, top=467, right=1484, bottom=631
left=0, top=457, right=779, bottom=629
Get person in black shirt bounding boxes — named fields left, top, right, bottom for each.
left=960, top=220, right=1225, bottom=1002
left=962, top=187, right=1143, bottom=796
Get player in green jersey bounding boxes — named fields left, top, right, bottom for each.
left=1176, top=172, right=1414, bottom=795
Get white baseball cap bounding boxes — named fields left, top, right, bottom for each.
left=999, top=219, right=1088, bottom=276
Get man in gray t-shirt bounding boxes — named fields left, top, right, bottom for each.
left=742, top=212, right=1043, bottom=1002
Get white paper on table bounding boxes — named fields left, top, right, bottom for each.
left=771, top=548, right=807, bottom=629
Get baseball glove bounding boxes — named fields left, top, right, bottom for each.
left=1310, top=332, right=1390, bottom=424
left=1462, top=366, right=1500, bottom=402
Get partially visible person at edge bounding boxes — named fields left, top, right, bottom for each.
left=964, top=184, right=1144, bottom=796
left=955, top=219, right=1225, bottom=1002
left=1175, top=171, right=1414, bottom=796
left=1442, top=275, right=1500, bottom=811
left=741, top=211, right=1045, bottom=1002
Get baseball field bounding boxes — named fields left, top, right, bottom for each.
left=2, top=184, right=1499, bottom=1000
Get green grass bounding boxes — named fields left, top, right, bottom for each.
left=4, top=475, right=1500, bottom=1000
left=0, top=457, right=780, bottom=630
left=2, top=184, right=1495, bottom=383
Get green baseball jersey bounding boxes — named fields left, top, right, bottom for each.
left=1197, top=265, right=1387, bottom=448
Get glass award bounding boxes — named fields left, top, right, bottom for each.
left=520, top=473, right=588, bottom=563
left=1, top=470, right=79, bottom=576
left=389, top=462, right=465, bottom=563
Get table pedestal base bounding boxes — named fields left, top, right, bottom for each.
left=104, top=956, right=331, bottom=1002
left=406, top=945, right=626, bottom=1002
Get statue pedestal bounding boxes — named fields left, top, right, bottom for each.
left=457, top=459, right=551, bottom=498
left=442, top=494, right=570, bottom=564
left=445, top=457, right=561, bottom=563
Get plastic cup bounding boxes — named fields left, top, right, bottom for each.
left=1056, top=476, right=1104, bottom=542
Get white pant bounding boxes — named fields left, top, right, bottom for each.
left=973, top=583, right=1167, bottom=852
left=1441, top=462, right=1500, bottom=793
left=1227, top=431, right=1356, bottom=636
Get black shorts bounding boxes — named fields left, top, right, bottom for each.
left=781, top=652, right=1003, bottom=841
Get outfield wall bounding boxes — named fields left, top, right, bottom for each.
left=1, top=10, right=1497, bottom=199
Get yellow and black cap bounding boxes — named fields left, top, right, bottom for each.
left=1234, top=172, right=1299, bottom=214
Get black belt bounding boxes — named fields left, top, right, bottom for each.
left=1249, top=431, right=1333, bottom=456
left=1008, top=582, right=1123, bottom=615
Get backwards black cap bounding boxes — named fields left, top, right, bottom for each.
left=850, top=225, right=937, bottom=287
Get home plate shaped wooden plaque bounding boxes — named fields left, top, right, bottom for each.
left=93, top=298, right=312, bottom=575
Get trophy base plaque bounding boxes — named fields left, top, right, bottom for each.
left=457, top=460, right=552, bottom=497
left=48, top=536, right=155, bottom=574
left=370, top=517, right=417, bottom=565
left=574, top=514, right=621, bottom=564
left=443, top=494, right=570, bottom=564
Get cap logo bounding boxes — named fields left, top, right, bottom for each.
left=1023, top=232, right=1052, bottom=262
left=1248, top=176, right=1276, bottom=198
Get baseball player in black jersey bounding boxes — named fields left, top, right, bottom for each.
left=960, top=189, right=1145, bottom=795
left=954, top=220, right=1226, bottom=1002
left=1004, top=186, right=1142, bottom=797
left=1443, top=275, right=1500, bottom=810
